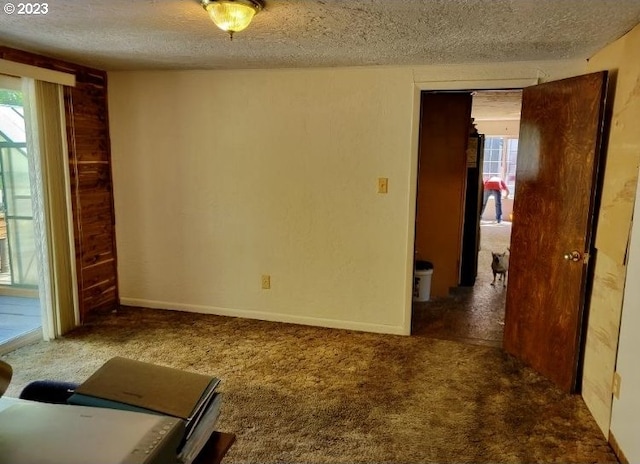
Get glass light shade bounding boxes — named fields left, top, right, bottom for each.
left=205, top=1, right=257, bottom=33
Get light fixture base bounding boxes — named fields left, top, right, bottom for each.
left=201, top=0, right=265, bottom=14
left=201, top=0, right=264, bottom=38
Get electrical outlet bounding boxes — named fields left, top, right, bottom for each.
left=612, top=372, right=621, bottom=399
left=261, top=274, right=271, bottom=290
left=378, top=177, right=388, bottom=194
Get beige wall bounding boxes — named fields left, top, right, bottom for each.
left=474, top=120, right=520, bottom=137
left=108, top=60, right=584, bottom=336
left=110, top=67, right=417, bottom=334
left=582, top=23, right=640, bottom=437
left=610, top=164, right=640, bottom=462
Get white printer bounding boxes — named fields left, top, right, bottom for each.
left=0, top=360, right=185, bottom=464
left=0, top=397, right=186, bottom=464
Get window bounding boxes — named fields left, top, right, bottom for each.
left=483, top=137, right=503, bottom=179
left=505, top=139, right=518, bottom=195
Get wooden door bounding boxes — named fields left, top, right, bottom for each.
left=503, top=72, right=607, bottom=392
left=415, top=92, right=472, bottom=298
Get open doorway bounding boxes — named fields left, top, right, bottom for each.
left=0, top=79, right=42, bottom=352
left=412, top=89, right=522, bottom=347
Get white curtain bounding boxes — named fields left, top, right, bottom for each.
left=22, top=78, right=78, bottom=339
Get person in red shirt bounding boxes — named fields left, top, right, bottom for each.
left=481, top=175, right=510, bottom=223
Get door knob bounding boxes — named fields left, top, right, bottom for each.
left=563, top=250, right=582, bottom=262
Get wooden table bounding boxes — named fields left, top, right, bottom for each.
left=194, top=432, right=236, bottom=464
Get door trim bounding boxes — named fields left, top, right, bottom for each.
left=414, top=78, right=538, bottom=91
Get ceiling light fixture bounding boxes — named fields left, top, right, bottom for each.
left=201, top=0, right=264, bottom=40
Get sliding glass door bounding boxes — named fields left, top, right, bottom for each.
left=0, top=141, right=38, bottom=287
left=0, top=91, right=38, bottom=287
left=0, top=83, right=41, bottom=351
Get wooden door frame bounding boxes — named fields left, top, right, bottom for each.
left=405, top=77, right=537, bottom=334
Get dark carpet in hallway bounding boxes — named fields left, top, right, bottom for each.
left=412, top=221, right=512, bottom=347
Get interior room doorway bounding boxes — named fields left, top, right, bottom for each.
left=412, top=89, right=522, bottom=348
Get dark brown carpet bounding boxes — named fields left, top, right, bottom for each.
left=1, top=305, right=616, bottom=463
left=412, top=221, right=512, bottom=347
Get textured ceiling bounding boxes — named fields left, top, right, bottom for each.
left=472, top=90, right=523, bottom=121
left=1, top=0, right=640, bottom=71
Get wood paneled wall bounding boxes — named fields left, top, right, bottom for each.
left=0, top=47, right=118, bottom=320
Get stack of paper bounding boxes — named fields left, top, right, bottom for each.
left=67, top=356, right=222, bottom=461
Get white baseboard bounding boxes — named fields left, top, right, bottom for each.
left=119, top=298, right=408, bottom=336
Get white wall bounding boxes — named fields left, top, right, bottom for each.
left=109, top=67, right=417, bottom=334
left=610, top=165, right=640, bottom=462
left=474, top=119, right=520, bottom=137
left=108, top=60, right=584, bottom=335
